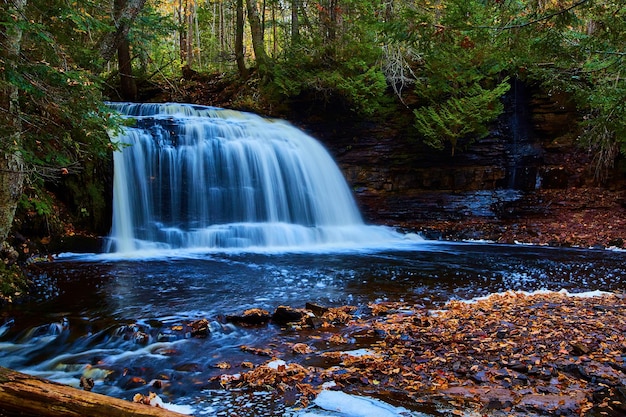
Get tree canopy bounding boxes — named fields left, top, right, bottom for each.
left=0, top=0, right=625, bottom=250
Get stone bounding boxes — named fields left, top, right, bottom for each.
left=226, top=309, right=271, bottom=326
left=189, top=318, right=209, bottom=337
left=272, top=306, right=305, bottom=325
left=515, top=392, right=587, bottom=415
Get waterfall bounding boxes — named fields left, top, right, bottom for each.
left=106, top=103, right=405, bottom=253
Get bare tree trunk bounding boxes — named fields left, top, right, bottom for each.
left=117, top=37, right=137, bottom=100
left=178, top=0, right=187, bottom=63
left=0, top=0, right=27, bottom=246
left=235, top=0, right=248, bottom=77
left=271, top=4, right=276, bottom=56
left=115, top=0, right=137, bottom=100
left=194, top=5, right=202, bottom=68
left=186, top=0, right=194, bottom=67
left=245, top=0, right=270, bottom=73
left=291, top=0, right=299, bottom=43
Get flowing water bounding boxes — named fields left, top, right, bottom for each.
left=1, top=104, right=625, bottom=416
left=104, top=102, right=403, bottom=253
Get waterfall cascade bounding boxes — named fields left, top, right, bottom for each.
left=106, top=103, right=406, bottom=252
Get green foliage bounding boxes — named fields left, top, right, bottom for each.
left=19, top=192, right=54, bottom=218
left=270, top=55, right=388, bottom=116
left=414, top=80, right=510, bottom=155
left=376, top=0, right=626, bottom=173
left=266, top=0, right=394, bottom=117
left=495, top=0, right=626, bottom=179
left=0, top=261, right=29, bottom=303
left=128, top=3, right=180, bottom=78
left=0, top=0, right=123, bottom=237
left=388, top=0, right=512, bottom=153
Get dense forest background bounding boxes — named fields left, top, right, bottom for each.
left=0, top=0, right=625, bottom=292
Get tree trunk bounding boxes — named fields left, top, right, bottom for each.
left=99, top=0, right=147, bottom=63
left=291, top=0, right=299, bottom=43
left=245, top=0, right=270, bottom=73
left=117, top=37, right=137, bottom=100
left=0, top=0, right=27, bottom=246
left=235, top=0, right=248, bottom=77
left=0, top=367, right=187, bottom=417
left=112, top=0, right=139, bottom=100
left=186, top=0, right=194, bottom=67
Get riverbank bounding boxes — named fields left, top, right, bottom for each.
left=218, top=290, right=626, bottom=416
left=389, top=186, right=626, bottom=250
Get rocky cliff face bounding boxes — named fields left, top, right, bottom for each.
left=291, top=81, right=626, bottom=246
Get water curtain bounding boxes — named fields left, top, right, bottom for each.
left=106, top=103, right=395, bottom=252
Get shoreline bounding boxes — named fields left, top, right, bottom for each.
left=216, top=290, right=626, bottom=416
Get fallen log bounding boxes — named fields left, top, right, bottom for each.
left=0, top=367, right=190, bottom=417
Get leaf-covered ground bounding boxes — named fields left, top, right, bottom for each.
left=217, top=291, right=626, bottom=416
left=412, top=187, right=626, bottom=250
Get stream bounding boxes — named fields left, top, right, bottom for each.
left=1, top=241, right=625, bottom=415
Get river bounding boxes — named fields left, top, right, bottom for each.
left=1, top=242, right=624, bottom=415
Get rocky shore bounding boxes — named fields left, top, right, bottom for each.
left=215, top=291, right=626, bottom=417
left=402, top=187, right=626, bottom=249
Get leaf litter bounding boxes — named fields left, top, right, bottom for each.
left=215, top=291, right=626, bottom=416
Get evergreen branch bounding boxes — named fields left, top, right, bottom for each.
left=486, top=0, right=591, bottom=31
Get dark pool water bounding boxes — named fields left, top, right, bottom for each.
left=1, top=241, right=625, bottom=415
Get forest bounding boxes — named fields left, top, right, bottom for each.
left=0, top=0, right=625, bottom=288
left=2, top=2, right=626, bottom=416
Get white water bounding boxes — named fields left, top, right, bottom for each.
left=105, top=103, right=414, bottom=253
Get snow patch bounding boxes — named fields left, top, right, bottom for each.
left=267, top=359, right=286, bottom=369
left=298, top=390, right=420, bottom=417
left=339, top=349, right=378, bottom=358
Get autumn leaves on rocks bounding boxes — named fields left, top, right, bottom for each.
left=216, top=292, right=626, bottom=416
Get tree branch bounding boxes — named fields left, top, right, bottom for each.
left=495, top=0, right=591, bottom=30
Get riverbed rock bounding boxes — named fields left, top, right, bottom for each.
left=272, top=306, right=306, bottom=325
left=188, top=318, right=209, bottom=337
left=226, top=309, right=271, bottom=326
left=305, top=302, right=329, bottom=317
left=515, top=392, right=588, bottom=415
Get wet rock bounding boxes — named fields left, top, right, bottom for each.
left=515, top=392, right=587, bottom=415
left=471, top=370, right=491, bottom=383
left=134, top=331, right=150, bottom=345
left=189, top=318, right=209, bottom=337
left=226, top=308, right=271, bottom=326
left=0, top=242, right=19, bottom=266
left=123, top=376, right=147, bottom=389
left=441, top=386, right=516, bottom=404
left=272, top=306, right=306, bottom=325
left=305, top=302, right=329, bottom=317
left=482, top=398, right=513, bottom=411
left=79, top=376, right=94, bottom=391
left=174, top=362, right=203, bottom=372
left=570, top=342, right=591, bottom=356
left=305, top=316, right=324, bottom=329
left=578, top=360, right=626, bottom=386
left=592, top=387, right=626, bottom=415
